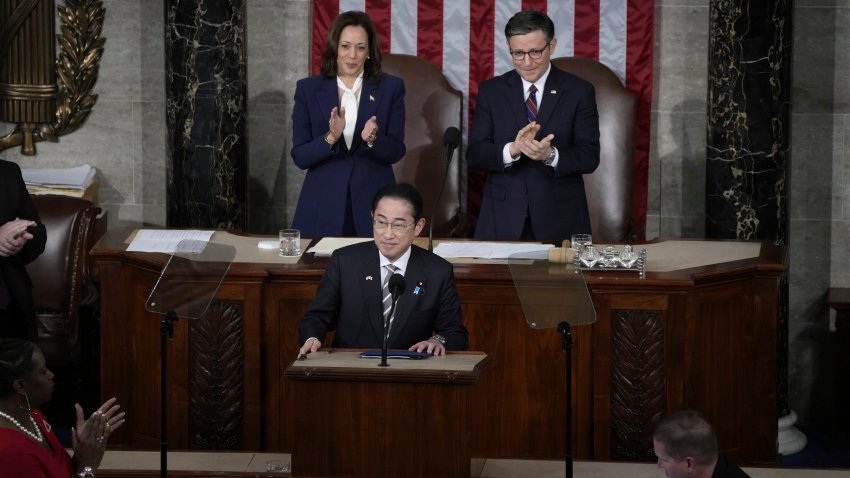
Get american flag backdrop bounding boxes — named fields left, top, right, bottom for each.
left=311, top=0, right=654, bottom=235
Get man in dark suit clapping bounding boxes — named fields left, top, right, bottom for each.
left=468, top=10, right=600, bottom=243
left=0, top=160, right=47, bottom=340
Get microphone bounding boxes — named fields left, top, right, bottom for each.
left=389, top=273, right=405, bottom=301
left=428, top=126, right=461, bottom=252
left=380, top=273, right=406, bottom=367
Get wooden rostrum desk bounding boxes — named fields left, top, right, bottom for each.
left=91, top=231, right=785, bottom=465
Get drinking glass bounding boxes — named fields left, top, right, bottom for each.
left=571, top=234, right=592, bottom=254
left=266, top=460, right=289, bottom=472
left=279, top=229, right=301, bottom=256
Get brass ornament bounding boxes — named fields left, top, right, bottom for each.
left=0, top=0, right=105, bottom=155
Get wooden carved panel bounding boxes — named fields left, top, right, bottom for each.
left=610, top=309, right=664, bottom=461
left=188, top=300, right=244, bottom=449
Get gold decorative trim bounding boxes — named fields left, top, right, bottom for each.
left=0, top=0, right=105, bottom=155
left=0, top=82, right=58, bottom=100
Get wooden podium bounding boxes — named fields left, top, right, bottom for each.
left=285, top=351, right=487, bottom=477
left=91, top=232, right=785, bottom=464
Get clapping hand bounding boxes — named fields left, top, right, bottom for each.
left=0, top=218, right=36, bottom=257
left=327, top=106, right=346, bottom=143
left=509, top=121, right=554, bottom=161
left=361, top=116, right=378, bottom=144
left=72, top=398, right=126, bottom=471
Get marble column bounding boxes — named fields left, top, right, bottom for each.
left=706, top=0, right=800, bottom=456
left=706, top=0, right=791, bottom=243
left=165, top=0, right=247, bottom=229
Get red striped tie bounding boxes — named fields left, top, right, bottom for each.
left=526, top=84, right=538, bottom=122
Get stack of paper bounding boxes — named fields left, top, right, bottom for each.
left=22, top=164, right=97, bottom=197
left=433, top=242, right=551, bottom=259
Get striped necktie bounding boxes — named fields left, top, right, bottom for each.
left=382, top=264, right=400, bottom=333
left=526, top=84, right=538, bottom=122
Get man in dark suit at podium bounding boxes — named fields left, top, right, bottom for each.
left=467, top=10, right=600, bottom=243
left=298, top=183, right=468, bottom=357
left=0, top=159, right=47, bottom=340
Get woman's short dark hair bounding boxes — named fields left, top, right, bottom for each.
left=0, top=338, right=36, bottom=397
left=504, top=10, right=555, bottom=43
left=372, top=183, right=424, bottom=221
left=320, top=11, right=383, bottom=83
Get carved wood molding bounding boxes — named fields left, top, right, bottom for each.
left=188, top=300, right=244, bottom=450
left=610, top=309, right=665, bottom=461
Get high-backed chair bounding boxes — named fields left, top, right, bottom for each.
left=381, top=54, right=464, bottom=237
left=25, top=194, right=105, bottom=426
left=551, top=57, right=637, bottom=242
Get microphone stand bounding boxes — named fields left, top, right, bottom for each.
left=159, top=310, right=178, bottom=478
left=380, top=299, right=400, bottom=367
left=428, top=145, right=456, bottom=252
left=558, top=321, right=574, bottom=478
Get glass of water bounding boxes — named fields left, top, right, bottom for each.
left=279, top=229, right=301, bottom=256
left=571, top=233, right=592, bottom=254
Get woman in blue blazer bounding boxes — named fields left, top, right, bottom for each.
left=291, top=11, right=406, bottom=238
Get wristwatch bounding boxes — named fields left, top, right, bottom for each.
left=430, top=334, right=447, bottom=345
left=544, top=146, right=557, bottom=166
left=77, top=466, right=95, bottom=478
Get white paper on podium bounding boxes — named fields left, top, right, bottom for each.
left=307, top=237, right=372, bottom=256
left=127, top=229, right=215, bottom=253
left=433, top=242, right=551, bottom=259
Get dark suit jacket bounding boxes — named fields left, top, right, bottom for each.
left=298, top=241, right=468, bottom=351
left=0, top=160, right=47, bottom=339
left=290, top=73, right=406, bottom=238
left=467, top=65, right=600, bottom=243
left=711, top=455, right=751, bottom=478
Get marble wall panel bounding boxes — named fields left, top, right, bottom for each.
left=655, top=109, right=707, bottom=237
left=93, top=0, right=141, bottom=101
left=245, top=0, right=309, bottom=234
left=792, top=7, right=843, bottom=114
left=649, top=2, right=709, bottom=239
left=140, top=0, right=165, bottom=103
left=789, top=114, right=835, bottom=221
left=788, top=216, right=833, bottom=425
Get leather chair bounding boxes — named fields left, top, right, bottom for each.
left=381, top=54, right=465, bottom=237
left=25, top=194, right=105, bottom=427
left=551, top=57, right=637, bottom=242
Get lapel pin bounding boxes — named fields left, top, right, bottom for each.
left=366, top=275, right=373, bottom=281
left=413, top=281, right=425, bottom=296
left=550, top=90, right=557, bottom=94
left=369, top=94, right=375, bottom=102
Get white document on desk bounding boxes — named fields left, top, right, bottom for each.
left=308, top=237, right=373, bottom=256
left=433, top=242, right=551, bottom=259
left=126, top=229, right=215, bottom=253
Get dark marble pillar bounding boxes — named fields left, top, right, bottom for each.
left=706, top=0, right=793, bottom=420
left=165, top=0, right=247, bottom=229
left=706, top=0, right=791, bottom=243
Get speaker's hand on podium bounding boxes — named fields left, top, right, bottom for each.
left=409, top=337, right=445, bottom=356
left=297, top=337, right=321, bottom=360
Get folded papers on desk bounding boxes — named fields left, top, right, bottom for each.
left=126, top=229, right=214, bottom=253
left=308, top=237, right=372, bottom=256
left=433, top=242, right=551, bottom=259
